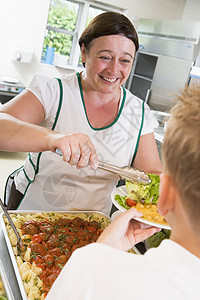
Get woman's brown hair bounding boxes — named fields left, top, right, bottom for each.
left=78, top=11, right=139, bottom=53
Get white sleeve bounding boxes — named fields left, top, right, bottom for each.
left=141, top=102, right=159, bottom=135
left=26, top=74, right=60, bottom=121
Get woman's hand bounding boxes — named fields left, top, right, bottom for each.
left=0, top=110, right=98, bottom=169
left=47, top=132, right=99, bottom=170
left=97, top=207, right=160, bottom=251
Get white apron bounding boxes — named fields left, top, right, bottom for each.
left=8, top=73, right=157, bottom=215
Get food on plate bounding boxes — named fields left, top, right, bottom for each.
left=133, top=203, right=167, bottom=225
left=127, top=174, right=159, bottom=205
left=3, top=212, right=110, bottom=300
left=115, top=174, right=160, bottom=209
left=115, top=174, right=168, bottom=226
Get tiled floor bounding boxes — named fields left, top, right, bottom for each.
left=0, top=151, right=27, bottom=210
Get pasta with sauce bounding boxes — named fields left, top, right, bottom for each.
left=3, top=212, right=110, bottom=299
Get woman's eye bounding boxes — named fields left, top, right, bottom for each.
left=121, top=59, right=131, bottom=63
left=100, top=56, right=110, bottom=60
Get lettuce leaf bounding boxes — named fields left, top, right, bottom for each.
left=126, top=174, right=160, bottom=204
left=114, top=194, right=130, bottom=210
left=115, top=174, right=160, bottom=209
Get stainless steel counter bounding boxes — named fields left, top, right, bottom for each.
left=154, top=126, right=165, bottom=143
left=0, top=227, right=22, bottom=300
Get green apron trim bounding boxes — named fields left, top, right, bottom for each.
left=16, top=78, right=63, bottom=208
left=77, top=72, right=126, bottom=131
left=21, top=153, right=37, bottom=184
left=51, top=78, right=63, bottom=130
left=23, top=168, right=32, bottom=183
left=28, top=153, right=36, bottom=170
left=4, top=166, right=23, bottom=204
left=131, top=100, right=145, bottom=166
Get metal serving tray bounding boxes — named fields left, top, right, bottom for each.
left=0, top=260, right=15, bottom=300
left=0, top=210, right=111, bottom=300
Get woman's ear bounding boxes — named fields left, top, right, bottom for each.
left=80, top=43, right=87, bottom=64
left=157, top=173, right=176, bottom=217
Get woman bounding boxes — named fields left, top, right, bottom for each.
left=0, top=12, right=162, bottom=214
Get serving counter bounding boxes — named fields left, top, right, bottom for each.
left=154, top=126, right=165, bottom=143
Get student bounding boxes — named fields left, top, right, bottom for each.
left=46, top=85, right=200, bottom=300
left=0, top=12, right=161, bottom=213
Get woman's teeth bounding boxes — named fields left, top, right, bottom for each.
left=102, top=76, right=116, bottom=82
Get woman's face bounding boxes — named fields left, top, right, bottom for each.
left=81, top=35, right=136, bottom=94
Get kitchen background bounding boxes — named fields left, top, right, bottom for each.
left=1, top=0, right=200, bottom=87
left=0, top=0, right=200, bottom=200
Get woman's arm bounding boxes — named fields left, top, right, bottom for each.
left=0, top=89, right=46, bottom=124
left=0, top=90, right=47, bottom=151
left=132, top=132, right=162, bottom=175
left=0, top=91, right=98, bottom=169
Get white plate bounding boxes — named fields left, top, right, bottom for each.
left=0, top=76, right=19, bottom=84
left=111, top=210, right=122, bottom=221
left=111, top=186, right=171, bottom=230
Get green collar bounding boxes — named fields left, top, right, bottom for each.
left=76, top=72, right=126, bottom=131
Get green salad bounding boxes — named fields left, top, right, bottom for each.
left=115, top=174, right=160, bottom=209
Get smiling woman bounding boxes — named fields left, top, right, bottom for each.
left=0, top=12, right=162, bottom=215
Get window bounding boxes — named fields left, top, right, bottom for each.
left=41, top=0, right=123, bottom=69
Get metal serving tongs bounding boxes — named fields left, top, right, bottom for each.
left=0, top=197, right=23, bottom=256
left=55, top=148, right=151, bottom=184
left=97, top=161, right=151, bottom=184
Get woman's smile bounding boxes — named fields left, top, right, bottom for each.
left=99, top=75, right=119, bottom=83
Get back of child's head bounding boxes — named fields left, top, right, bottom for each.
left=162, top=85, right=200, bottom=230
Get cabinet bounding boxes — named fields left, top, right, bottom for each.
left=126, top=52, right=158, bottom=103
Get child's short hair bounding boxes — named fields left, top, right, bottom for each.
left=162, top=85, right=200, bottom=230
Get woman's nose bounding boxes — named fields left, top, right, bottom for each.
left=107, top=59, right=119, bottom=74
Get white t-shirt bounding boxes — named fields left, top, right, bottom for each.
left=46, top=240, right=200, bottom=300
left=14, top=72, right=158, bottom=214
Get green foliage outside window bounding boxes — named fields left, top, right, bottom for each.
left=42, top=0, right=110, bottom=65
left=43, top=0, right=78, bottom=58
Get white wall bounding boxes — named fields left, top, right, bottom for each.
left=182, top=0, right=200, bottom=20
left=0, top=0, right=200, bottom=87
left=0, top=0, right=69, bottom=86
left=123, top=0, right=186, bottom=21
